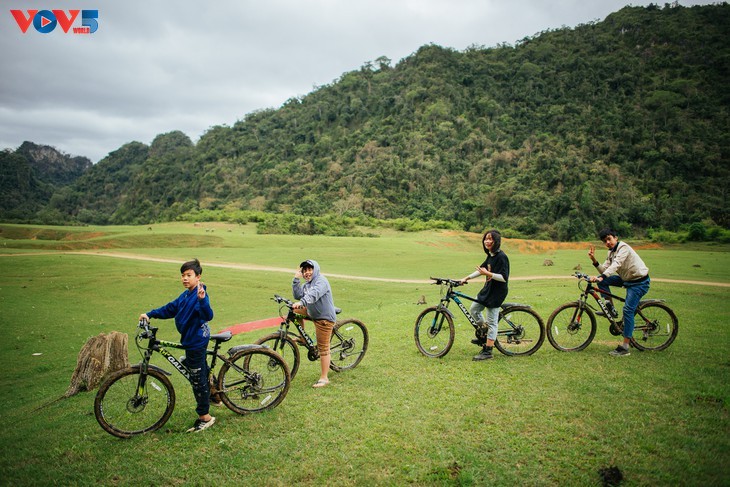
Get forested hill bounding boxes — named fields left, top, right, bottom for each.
left=0, top=142, right=92, bottom=221
left=6, top=4, right=730, bottom=240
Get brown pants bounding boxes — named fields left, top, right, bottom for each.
left=313, top=319, right=335, bottom=358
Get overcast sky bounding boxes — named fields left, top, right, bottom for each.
left=0, top=0, right=712, bottom=163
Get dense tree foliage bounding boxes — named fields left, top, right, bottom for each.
left=0, top=142, right=92, bottom=223
left=2, top=4, right=729, bottom=240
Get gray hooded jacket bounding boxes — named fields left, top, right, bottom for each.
left=292, top=259, right=337, bottom=322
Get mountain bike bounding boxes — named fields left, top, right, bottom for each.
left=94, top=318, right=291, bottom=438
left=253, top=294, right=369, bottom=380
left=414, top=277, right=545, bottom=358
left=546, top=272, right=678, bottom=352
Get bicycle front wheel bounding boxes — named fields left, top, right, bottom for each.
left=630, top=302, right=679, bottom=351
left=255, top=332, right=301, bottom=380
left=494, top=306, right=545, bottom=356
left=414, top=307, right=455, bottom=358
left=330, top=319, right=369, bottom=372
left=94, top=366, right=175, bottom=439
left=547, top=302, right=596, bottom=352
left=219, top=348, right=290, bottom=414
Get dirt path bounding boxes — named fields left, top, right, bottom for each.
left=55, top=251, right=729, bottom=288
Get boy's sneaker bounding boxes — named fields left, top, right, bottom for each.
left=186, top=416, right=216, bottom=433
left=210, top=394, right=223, bottom=407
left=609, top=346, right=630, bottom=357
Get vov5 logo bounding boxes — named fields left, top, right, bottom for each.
left=11, top=9, right=99, bottom=34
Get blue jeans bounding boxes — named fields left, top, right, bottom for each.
left=598, top=276, right=650, bottom=339
left=469, top=301, right=499, bottom=341
left=185, top=347, right=210, bottom=416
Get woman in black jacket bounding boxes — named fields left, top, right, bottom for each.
left=460, top=229, right=510, bottom=361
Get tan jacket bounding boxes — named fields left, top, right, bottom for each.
left=597, top=242, right=649, bottom=282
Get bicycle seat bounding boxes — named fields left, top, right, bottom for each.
left=210, top=331, right=233, bottom=342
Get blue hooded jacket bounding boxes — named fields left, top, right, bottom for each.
left=147, top=285, right=213, bottom=350
left=292, top=260, right=337, bottom=322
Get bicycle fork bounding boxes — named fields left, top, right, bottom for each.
left=132, top=352, right=162, bottom=410
left=568, top=299, right=590, bottom=332
left=429, top=303, right=453, bottom=335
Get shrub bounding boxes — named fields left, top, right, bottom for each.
left=687, top=222, right=707, bottom=241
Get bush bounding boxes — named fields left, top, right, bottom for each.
left=647, top=228, right=684, bottom=243
left=687, top=222, right=707, bottom=241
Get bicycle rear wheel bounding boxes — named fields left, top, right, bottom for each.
left=494, top=306, right=545, bottom=356
left=414, top=307, right=455, bottom=358
left=546, top=302, right=597, bottom=352
left=630, top=302, right=679, bottom=351
left=255, top=332, right=301, bottom=380
left=94, top=366, right=175, bottom=438
left=329, top=319, right=369, bottom=372
left=218, top=348, right=290, bottom=414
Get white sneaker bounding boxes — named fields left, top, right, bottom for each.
left=186, top=416, right=216, bottom=433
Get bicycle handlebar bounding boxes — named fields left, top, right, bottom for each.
left=272, top=294, right=294, bottom=307
left=137, top=318, right=157, bottom=339
left=429, top=277, right=465, bottom=287
left=573, top=272, right=592, bottom=281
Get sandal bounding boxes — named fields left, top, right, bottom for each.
left=312, top=379, right=329, bottom=388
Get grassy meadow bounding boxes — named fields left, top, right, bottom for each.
left=1, top=222, right=729, bottom=486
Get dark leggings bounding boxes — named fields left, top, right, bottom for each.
left=185, top=347, right=210, bottom=416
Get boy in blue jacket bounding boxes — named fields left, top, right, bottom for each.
left=140, top=258, right=215, bottom=433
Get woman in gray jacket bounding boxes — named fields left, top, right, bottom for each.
left=292, top=259, right=337, bottom=387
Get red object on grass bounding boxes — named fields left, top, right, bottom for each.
left=218, top=317, right=281, bottom=335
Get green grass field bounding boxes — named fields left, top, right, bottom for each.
left=1, top=223, right=728, bottom=485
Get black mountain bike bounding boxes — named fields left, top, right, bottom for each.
left=94, top=319, right=291, bottom=438
left=253, top=294, right=369, bottom=380
left=414, top=277, right=545, bottom=358
left=546, top=272, right=679, bottom=352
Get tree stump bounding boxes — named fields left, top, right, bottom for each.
left=65, top=331, right=129, bottom=397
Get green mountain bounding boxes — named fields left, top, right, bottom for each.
left=0, top=142, right=92, bottom=221
left=6, top=4, right=730, bottom=240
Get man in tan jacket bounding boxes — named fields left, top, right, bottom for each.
left=588, top=228, right=650, bottom=356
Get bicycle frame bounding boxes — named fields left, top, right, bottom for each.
left=289, top=312, right=317, bottom=351
left=574, top=272, right=668, bottom=331
left=434, top=279, right=530, bottom=340
left=578, top=280, right=625, bottom=327
left=440, top=288, right=482, bottom=329
left=272, top=295, right=347, bottom=360
left=135, top=322, right=235, bottom=390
